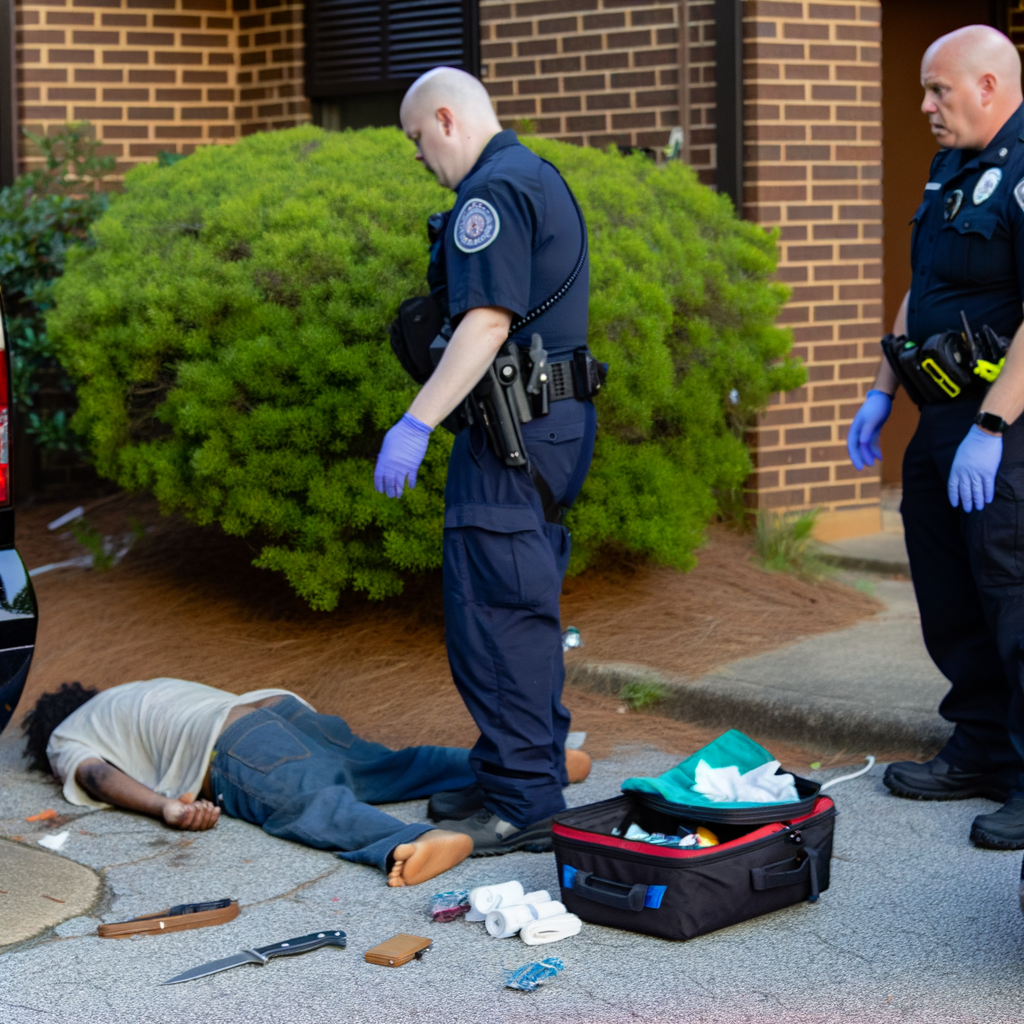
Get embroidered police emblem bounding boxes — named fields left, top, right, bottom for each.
left=453, top=198, right=500, bottom=253
left=1014, top=176, right=1024, bottom=213
left=944, top=189, right=964, bottom=221
left=973, top=167, right=1002, bottom=205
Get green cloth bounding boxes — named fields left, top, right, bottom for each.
left=622, top=730, right=786, bottom=809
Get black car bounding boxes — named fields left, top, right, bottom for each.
left=0, top=290, right=39, bottom=736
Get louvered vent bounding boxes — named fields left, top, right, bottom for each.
left=306, top=0, right=480, bottom=98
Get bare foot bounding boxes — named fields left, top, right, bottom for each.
left=566, top=748, right=592, bottom=784
left=387, top=829, right=473, bottom=888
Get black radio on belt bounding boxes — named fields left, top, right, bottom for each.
left=880, top=310, right=1011, bottom=407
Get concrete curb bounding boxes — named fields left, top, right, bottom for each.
left=565, top=659, right=951, bottom=755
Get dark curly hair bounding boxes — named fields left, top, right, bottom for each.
left=22, top=682, right=98, bottom=774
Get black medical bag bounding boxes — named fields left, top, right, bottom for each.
left=551, top=792, right=836, bottom=941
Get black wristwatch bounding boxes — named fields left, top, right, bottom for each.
left=974, top=411, right=1009, bottom=434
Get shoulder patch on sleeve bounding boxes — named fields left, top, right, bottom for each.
left=1015, top=176, right=1024, bottom=213
left=453, top=198, right=500, bottom=254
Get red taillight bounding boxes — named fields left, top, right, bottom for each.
left=0, top=351, right=10, bottom=504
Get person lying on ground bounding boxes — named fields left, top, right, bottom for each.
left=21, top=678, right=592, bottom=887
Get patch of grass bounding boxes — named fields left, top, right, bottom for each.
left=619, top=680, right=669, bottom=712
left=754, top=508, right=831, bottom=577
left=853, top=578, right=876, bottom=598
left=69, top=517, right=114, bottom=571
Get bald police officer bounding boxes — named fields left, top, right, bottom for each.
left=848, top=26, right=1024, bottom=849
left=373, top=68, right=596, bottom=855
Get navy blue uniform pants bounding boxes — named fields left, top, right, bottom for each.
left=443, top=398, right=597, bottom=828
left=209, top=696, right=477, bottom=871
left=902, top=399, right=1024, bottom=785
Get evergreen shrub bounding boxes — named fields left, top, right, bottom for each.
left=0, top=124, right=113, bottom=451
left=49, top=125, right=803, bottom=610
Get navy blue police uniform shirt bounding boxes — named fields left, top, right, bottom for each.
left=909, top=102, right=1024, bottom=344
left=443, top=129, right=588, bottom=360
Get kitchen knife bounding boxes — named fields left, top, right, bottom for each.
left=162, top=929, right=347, bottom=985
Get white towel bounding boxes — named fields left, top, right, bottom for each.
left=691, top=759, right=798, bottom=804
left=470, top=881, right=525, bottom=914
left=519, top=912, right=582, bottom=945
left=486, top=900, right=567, bottom=939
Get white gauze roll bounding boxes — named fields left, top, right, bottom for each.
left=470, top=881, right=525, bottom=914
left=519, top=912, right=583, bottom=945
left=485, top=903, right=536, bottom=939
left=526, top=900, right=567, bottom=921
left=522, top=890, right=552, bottom=906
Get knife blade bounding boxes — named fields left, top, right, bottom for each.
left=162, top=929, right=347, bottom=985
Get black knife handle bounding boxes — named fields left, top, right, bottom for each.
left=167, top=898, right=234, bottom=917
left=252, top=931, right=347, bottom=959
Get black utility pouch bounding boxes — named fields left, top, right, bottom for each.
left=552, top=794, right=836, bottom=941
left=388, top=295, right=444, bottom=386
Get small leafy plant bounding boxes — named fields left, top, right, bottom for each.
left=619, top=680, right=669, bottom=712
left=69, top=516, right=115, bottom=571
left=754, top=508, right=829, bottom=576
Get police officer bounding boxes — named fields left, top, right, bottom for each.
left=373, top=67, right=596, bottom=855
left=848, top=26, right=1024, bottom=848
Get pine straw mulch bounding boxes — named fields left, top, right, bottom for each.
left=12, top=493, right=887, bottom=772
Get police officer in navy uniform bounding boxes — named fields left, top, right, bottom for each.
left=848, top=26, right=1024, bottom=849
left=374, top=67, right=596, bottom=855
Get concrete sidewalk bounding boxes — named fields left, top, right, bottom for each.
left=567, top=574, right=952, bottom=756
left=2, top=731, right=1024, bottom=1023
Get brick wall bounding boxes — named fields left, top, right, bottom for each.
left=14, top=0, right=309, bottom=175
left=742, top=0, right=883, bottom=537
left=478, top=0, right=685, bottom=151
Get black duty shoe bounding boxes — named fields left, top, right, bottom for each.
left=971, top=796, right=1024, bottom=849
left=435, top=810, right=553, bottom=857
left=882, top=757, right=1016, bottom=802
left=427, top=785, right=485, bottom=823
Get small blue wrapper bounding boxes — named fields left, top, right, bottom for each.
left=430, top=889, right=471, bottom=922
left=504, top=957, right=565, bottom=992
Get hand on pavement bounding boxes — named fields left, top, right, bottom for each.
left=847, top=389, right=892, bottom=471
left=948, top=424, right=1003, bottom=512
left=374, top=413, right=432, bottom=499
left=163, top=794, right=221, bottom=831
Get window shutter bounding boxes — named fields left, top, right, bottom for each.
left=305, top=0, right=480, bottom=98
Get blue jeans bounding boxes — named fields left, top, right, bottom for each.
left=208, top=696, right=476, bottom=872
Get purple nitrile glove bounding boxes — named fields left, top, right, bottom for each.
left=948, top=424, right=1003, bottom=513
left=374, top=412, right=432, bottom=499
left=847, top=389, right=892, bottom=471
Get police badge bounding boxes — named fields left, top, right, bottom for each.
left=453, top=198, right=500, bottom=253
left=973, top=167, right=1002, bottom=205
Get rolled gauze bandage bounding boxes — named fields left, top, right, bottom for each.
left=522, top=890, right=552, bottom=907
left=520, top=913, right=583, bottom=946
left=470, top=881, right=525, bottom=914
left=486, top=904, right=536, bottom=939
left=486, top=900, right=567, bottom=939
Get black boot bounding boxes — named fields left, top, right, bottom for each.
left=971, top=796, right=1024, bottom=849
left=883, top=756, right=1017, bottom=802
left=427, top=784, right=485, bottom=823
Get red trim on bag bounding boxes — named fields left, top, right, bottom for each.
left=551, top=795, right=835, bottom=859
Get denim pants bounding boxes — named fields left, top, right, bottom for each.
left=903, top=399, right=1024, bottom=784
left=443, top=398, right=596, bottom=828
left=208, top=696, right=476, bottom=872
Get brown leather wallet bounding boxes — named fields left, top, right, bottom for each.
left=364, top=933, right=433, bottom=967
left=97, top=898, right=239, bottom=938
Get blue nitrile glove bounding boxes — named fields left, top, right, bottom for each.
left=374, top=413, right=432, bottom=499
left=948, top=424, right=1003, bottom=512
left=847, top=389, right=892, bottom=471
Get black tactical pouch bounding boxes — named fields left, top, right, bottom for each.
left=881, top=331, right=979, bottom=406
left=387, top=294, right=445, bottom=386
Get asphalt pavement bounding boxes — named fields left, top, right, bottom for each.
left=2, top=728, right=1024, bottom=1024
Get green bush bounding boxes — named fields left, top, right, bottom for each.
left=0, top=124, right=113, bottom=451
left=49, top=126, right=803, bottom=610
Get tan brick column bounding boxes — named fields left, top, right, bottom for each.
left=743, top=0, right=882, bottom=539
